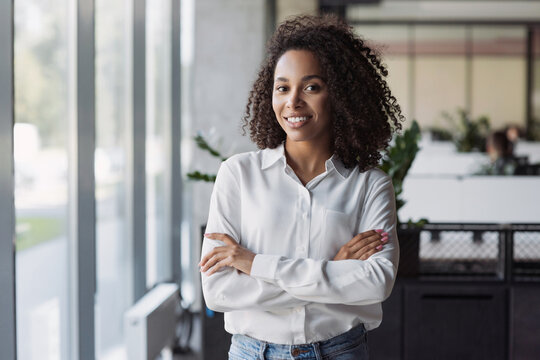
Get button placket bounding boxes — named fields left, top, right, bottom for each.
left=297, top=188, right=311, bottom=257
left=292, top=306, right=306, bottom=344
left=304, top=190, right=311, bottom=257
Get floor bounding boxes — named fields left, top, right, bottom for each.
left=174, top=313, right=202, bottom=360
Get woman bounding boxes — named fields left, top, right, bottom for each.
left=200, top=14, right=402, bottom=359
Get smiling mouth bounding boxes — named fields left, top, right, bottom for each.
left=284, top=116, right=312, bottom=124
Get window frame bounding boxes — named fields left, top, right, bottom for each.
left=0, top=0, right=16, bottom=356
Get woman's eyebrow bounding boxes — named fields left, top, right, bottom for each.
left=274, top=75, right=325, bottom=82
left=302, top=75, right=325, bottom=82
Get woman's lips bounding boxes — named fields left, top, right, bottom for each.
left=284, top=116, right=312, bottom=128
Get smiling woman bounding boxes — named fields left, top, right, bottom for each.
left=200, top=14, right=404, bottom=360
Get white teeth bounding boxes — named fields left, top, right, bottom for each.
left=287, top=116, right=309, bottom=123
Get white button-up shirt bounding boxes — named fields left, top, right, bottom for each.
left=201, top=143, right=399, bottom=344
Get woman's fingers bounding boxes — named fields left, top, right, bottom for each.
left=199, top=247, right=227, bottom=271
left=344, top=229, right=380, bottom=248
left=199, top=232, right=238, bottom=268
left=348, top=231, right=386, bottom=254
left=205, top=258, right=229, bottom=276
left=333, top=229, right=389, bottom=261
left=358, top=246, right=381, bottom=261
left=356, top=231, right=390, bottom=260
left=200, top=232, right=255, bottom=275
left=352, top=237, right=386, bottom=259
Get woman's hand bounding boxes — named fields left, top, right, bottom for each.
left=333, top=229, right=388, bottom=261
left=200, top=233, right=256, bottom=276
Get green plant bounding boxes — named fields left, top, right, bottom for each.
left=442, top=108, right=490, bottom=152
left=186, top=134, right=228, bottom=182
left=427, top=126, right=453, bottom=141
left=380, top=120, right=426, bottom=227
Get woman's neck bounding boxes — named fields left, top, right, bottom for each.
left=284, top=139, right=333, bottom=176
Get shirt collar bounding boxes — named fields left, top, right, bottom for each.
left=325, top=154, right=351, bottom=179
left=261, top=143, right=351, bottom=179
left=261, top=143, right=287, bottom=170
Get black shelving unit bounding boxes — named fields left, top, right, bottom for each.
left=369, top=223, right=540, bottom=360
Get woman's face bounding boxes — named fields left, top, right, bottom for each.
left=272, top=50, right=332, bottom=146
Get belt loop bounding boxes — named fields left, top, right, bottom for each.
left=259, top=341, right=267, bottom=360
left=313, top=341, right=323, bottom=360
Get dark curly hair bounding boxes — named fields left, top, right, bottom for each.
left=242, top=14, right=404, bottom=171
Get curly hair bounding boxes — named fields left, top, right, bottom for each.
left=242, top=14, right=404, bottom=171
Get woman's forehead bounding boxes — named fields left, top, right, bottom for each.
left=274, top=50, right=323, bottom=80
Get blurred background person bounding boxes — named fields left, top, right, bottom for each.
left=485, top=130, right=520, bottom=175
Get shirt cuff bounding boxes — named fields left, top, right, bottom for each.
left=250, top=254, right=280, bottom=283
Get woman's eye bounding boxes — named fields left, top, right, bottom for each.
left=306, top=84, right=319, bottom=91
left=276, top=86, right=287, bottom=92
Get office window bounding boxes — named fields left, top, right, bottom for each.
left=414, top=26, right=467, bottom=128
left=14, top=0, right=73, bottom=358
left=471, top=26, right=527, bottom=130
left=95, top=0, right=133, bottom=358
left=146, top=0, right=172, bottom=288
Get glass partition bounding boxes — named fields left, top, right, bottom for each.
left=95, top=0, right=133, bottom=358
left=146, top=0, right=172, bottom=288
left=14, top=0, right=73, bottom=358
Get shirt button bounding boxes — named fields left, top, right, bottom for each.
left=302, top=213, right=307, bottom=220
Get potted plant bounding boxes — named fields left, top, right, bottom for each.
left=380, top=120, right=426, bottom=277
left=441, top=108, right=490, bottom=152
left=186, top=133, right=228, bottom=182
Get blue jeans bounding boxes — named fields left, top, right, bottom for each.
left=228, top=324, right=369, bottom=360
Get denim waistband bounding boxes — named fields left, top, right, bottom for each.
left=231, top=324, right=367, bottom=359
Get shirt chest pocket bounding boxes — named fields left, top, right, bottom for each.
left=321, top=209, right=355, bottom=260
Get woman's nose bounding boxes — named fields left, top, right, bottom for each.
left=286, top=89, right=303, bottom=108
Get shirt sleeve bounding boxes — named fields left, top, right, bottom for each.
left=250, top=173, right=399, bottom=306
left=201, top=161, right=309, bottom=312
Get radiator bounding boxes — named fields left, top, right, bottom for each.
left=124, top=283, right=179, bottom=360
